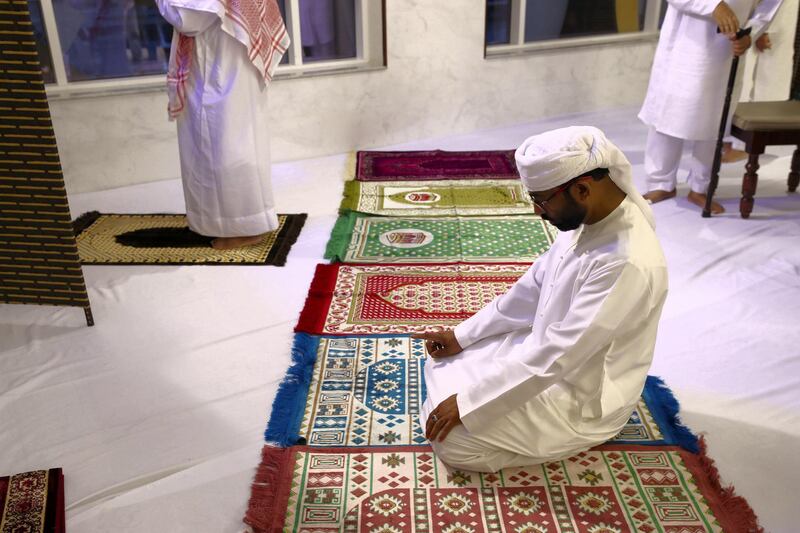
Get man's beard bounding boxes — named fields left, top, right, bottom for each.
left=541, top=194, right=586, bottom=231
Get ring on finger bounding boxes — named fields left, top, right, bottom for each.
left=431, top=414, right=439, bottom=422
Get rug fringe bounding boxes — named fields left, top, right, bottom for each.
left=323, top=211, right=357, bottom=262
left=263, top=333, right=320, bottom=446
left=264, top=213, right=308, bottom=267
left=244, top=446, right=293, bottom=533
left=643, top=375, right=699, bottom=453
left=343, top=151, right=357, bottom=181
left=294, top=264, right=339, bottom=334
left=72, top=211, right=102, bottom=236
left=338, top=180, right=359, bottom=213
left=695, top=436, right=764, bottom=533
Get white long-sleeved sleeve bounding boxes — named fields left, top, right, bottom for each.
left=665, top=0, right=720, bottom=16
left=453, top=260, right=543, bottom=349
left=458, top=260, right=652, bottom=432
left=746, top=0, right=783, bottom=38
left=155, top=0, right=219, bottom=35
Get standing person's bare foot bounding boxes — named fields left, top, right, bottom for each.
left=687, top=190, right=725, bottom=214
left=211, top=234, right=264, bottom=250
left=721, top=142, right=748, bottom=163
left=643, top=189, right=677, bottom=204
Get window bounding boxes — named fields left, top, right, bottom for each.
left=278, top=0, right=384, bottom=75
left=485, top=0, right=664, bottom=56
left=28, top=0, right=55, bottom=83
left=486, top=0, right=512, bottom=46
left=51, top=0, right=173, bottom=82
left=30, top=0, right=384, bottom=96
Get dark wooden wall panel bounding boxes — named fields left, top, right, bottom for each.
left=0, top=0, right=93, bottom=325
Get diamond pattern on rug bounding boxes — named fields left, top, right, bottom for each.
left=340, top=179, right=535, bottom=217
left=245, top=445, right=733, bottom=533
left=356, top=150, right=519, bottom=181
left=326, top=212, right=557, bottom=264
left=295, top=263, right=529, bottom=335
left=287, top=336, right=667, bottom=449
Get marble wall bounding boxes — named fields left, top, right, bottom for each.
left=51, top=0, right=658, bottom=194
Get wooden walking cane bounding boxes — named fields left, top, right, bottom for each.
left=703, top=26, right=753, bottom=218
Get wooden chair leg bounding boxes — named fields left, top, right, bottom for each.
left=84, top=306, right=94, bottom=327
left=789, top=147, right=800, bottom=193
left=740, top=152, right=761, bottom=219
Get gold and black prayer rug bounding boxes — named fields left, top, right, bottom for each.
left=73, top=212, right=306, bottom=266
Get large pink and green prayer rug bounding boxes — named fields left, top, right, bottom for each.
left=295, top=263, right=529, bottom=335
left=245, top=443, right=757, bottom=533
left=325, top=212, right=557, bottom=264
left=356, top=150, right=519, bottom=182
left=340, top=180, right=535, bottom=217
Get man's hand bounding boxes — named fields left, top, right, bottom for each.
left=412, top=329, right=463, bottom=359
left=755, top=33, right=772, bottom=52
left=426, top=394, right=462, bottom=442
left=732, top=34, right=752, bottom=56
left=713, top=1, right=740, bottom=37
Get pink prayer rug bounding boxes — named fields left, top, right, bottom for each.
left=356, top=150, right=519, bottom=181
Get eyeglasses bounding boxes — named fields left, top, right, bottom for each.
left=528, top=175, right=592, bottom=212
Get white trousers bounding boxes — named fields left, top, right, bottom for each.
left=426, top=419, right=585, bottom=474
left=420, top=332, right=621, bottom=473
left=645, top=128, right=715, bottom=194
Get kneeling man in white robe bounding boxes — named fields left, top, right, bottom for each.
left=157, top=0, right=289, bottom=249
left=415, top=126, right=669, bottom=473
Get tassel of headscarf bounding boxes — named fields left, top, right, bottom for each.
left=166, top=33, right=194, bottom=120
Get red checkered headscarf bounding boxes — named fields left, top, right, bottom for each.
left=166, top=0, right=289, bottom=119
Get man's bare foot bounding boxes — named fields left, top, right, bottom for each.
left=687, top=190, right=725, bottom=214
left=721, top=145, right=748, bottom=163
left=643, top=189, right=677, bottom=204
left=211, top=235, right=264, bottom=250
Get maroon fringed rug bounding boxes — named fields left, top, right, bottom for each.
left=245, top=440, right=763, bottom=533
left=356, top=150, right=520, bottom=181
left=0, top=469, right=65, bottom=533
left=294, top=263, right=528, bottom=335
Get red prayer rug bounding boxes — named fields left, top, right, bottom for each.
left=356, top=150, right=520, bottom=181
left=295, top=263, right=528, bottom=335
left=0, top=469, right=65, bottom=533
left=245, top=442, right=762, bottom=532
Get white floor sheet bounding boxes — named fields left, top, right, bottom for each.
left=1, top=108, right=798, bottom=532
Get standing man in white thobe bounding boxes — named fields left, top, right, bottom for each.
left=156, top=0, right=289, bottom=249
left=639, top=0, right=781, bottom=214
left=414, top=127, right=668, bottom=473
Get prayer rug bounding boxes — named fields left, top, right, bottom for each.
left=340, top=180, right=535, bottom=217
left=325, top=212, right=557, bottom=264
left=0, top=469, right=64, bottom=533
left=265, top=334, right=699, bottom=452
left=295, top=263, right=529, bottom=335
left=356, top=150, right=519, bottom=181
left=72, top=212, right=306, bottom=265
left=245, top=443, right=760, bottom=532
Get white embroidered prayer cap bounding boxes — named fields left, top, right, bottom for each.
left=515, top=126, right=655, bottom=229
